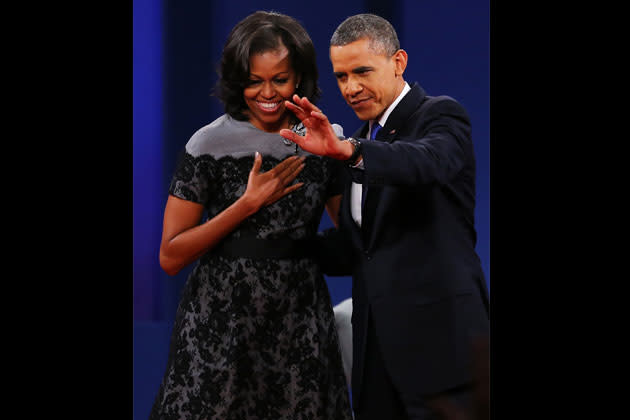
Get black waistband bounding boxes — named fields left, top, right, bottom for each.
left=210, top=237, right=315, bottom=260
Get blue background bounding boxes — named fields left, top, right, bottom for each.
left=133, top=1, right=489, bottom=418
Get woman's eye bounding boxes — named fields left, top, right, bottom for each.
left=247, top=80, right=262, bottom=86
left=274, top=78, right=288, bottom=84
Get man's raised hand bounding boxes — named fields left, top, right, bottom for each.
left=279, top=95, right=353, bottom=161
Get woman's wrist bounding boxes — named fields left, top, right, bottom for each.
left=236, top=193, right=260, bottom=217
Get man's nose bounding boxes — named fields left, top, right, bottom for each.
left=345, top=79, right=363, bottom=97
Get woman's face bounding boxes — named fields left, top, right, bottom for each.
left=243, top=45, right=300, bottom=133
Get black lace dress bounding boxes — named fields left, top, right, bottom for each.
left=149, top=115, right=353, bottom=420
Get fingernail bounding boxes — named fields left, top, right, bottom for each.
left=255, top=151, right=260, bottom=157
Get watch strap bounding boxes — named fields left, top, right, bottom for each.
left=343, top=137, right=362, bottom=166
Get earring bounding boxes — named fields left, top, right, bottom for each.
left=295, top=83, right=299, bottom=89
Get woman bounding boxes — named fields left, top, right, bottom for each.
left=149, top=11, right=353, bottom=420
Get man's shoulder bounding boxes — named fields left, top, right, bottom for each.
left=420, top=94, right=459, bottom=110
left=413, top=94, right=468, bottom=120
left=403, top=83, right=464, bottom=115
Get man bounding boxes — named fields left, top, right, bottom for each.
left=280, top=14, right=489, bottom=420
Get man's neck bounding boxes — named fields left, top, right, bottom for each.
left=373, top=80, right=410, bottom=128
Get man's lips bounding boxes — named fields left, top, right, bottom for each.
left=349, top=97, right=373, bottom=107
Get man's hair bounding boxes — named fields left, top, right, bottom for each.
left=330, top=13, right=400, bottom=56
left=215, top=11, right=321, bottom=121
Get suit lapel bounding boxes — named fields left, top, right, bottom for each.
left=361, top=83, right=427, bottom=251
left=380, top=82, right=425, bottom=143
left=353, top=123, right=369, bottom=140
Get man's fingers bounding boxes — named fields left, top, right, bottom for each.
left=292, top=94, right=321, bottom=114
left=279, top=129, right=304, bottom=147
left=285, top=100, right=306, bottom=117
left=311, top=110, right=329, bottom=122
left=298, top=96, right=321, bottom=113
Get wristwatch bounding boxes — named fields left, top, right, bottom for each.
left=343, top=137, right=362, bottom=166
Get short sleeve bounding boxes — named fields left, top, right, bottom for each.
left=168, top=150, right=214, bottom=205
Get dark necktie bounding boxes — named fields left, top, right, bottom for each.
left=361, top=122, right=382, bottom=207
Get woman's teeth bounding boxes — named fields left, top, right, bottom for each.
left=258, top=101, right=280, bottom=110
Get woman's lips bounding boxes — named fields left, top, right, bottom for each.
left=256, top=100, right=282, bottom=113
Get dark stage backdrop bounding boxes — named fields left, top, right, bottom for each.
left=133, top=0, right=489, bottom=418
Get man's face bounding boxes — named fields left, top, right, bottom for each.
left=330, top=38, right=405, bottom=121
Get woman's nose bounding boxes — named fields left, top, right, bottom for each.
left=261, top=82, right=275, bottom=99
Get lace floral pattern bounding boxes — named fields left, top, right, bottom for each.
left=170, top=153, right=342, bottom=240
left=149, top=150, right=351, bottom=420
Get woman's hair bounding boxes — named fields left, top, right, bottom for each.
left=215, top=11, right=321, bottom=121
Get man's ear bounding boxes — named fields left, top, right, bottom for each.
left=393, top=49, right=408, bottom=77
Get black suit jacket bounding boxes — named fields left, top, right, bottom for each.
left=319, top=82, right=489, bottom=408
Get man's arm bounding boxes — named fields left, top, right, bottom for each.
left=281, top=95, right=472, bottom=188
left=360, top=99, right=472, bottom=187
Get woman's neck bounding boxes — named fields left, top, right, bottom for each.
left=248, top=113, right=291, bottom=134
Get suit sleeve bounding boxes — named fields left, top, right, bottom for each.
left=360, top=98, right=473, bottom=187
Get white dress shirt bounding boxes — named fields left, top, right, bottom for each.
left=351, top=82, right=411, bottom=226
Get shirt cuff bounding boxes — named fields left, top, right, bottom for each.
left=351, top=157, right=364, bottom=169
